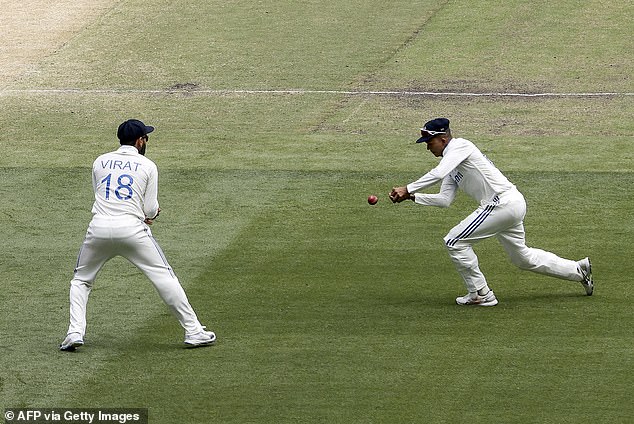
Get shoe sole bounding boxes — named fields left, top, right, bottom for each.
left=455, top=298, right=498, bottom=306
left=184, top=340, right=216, bottom=348
left=456, top=291, right=499, bottom=306
left=184, top=334, right=217, bottom=348
left=580, top=258, right=594, bottom=296
left=60, top=341, right=84, bottom=352
left=456, top=301, right=498, bottom=306
left=581, top=279, right=594, bottom=296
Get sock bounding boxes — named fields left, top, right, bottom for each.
left=477, top=286, right=490, bottom=296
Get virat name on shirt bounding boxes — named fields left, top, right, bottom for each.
left=100, top=159, right=143, bottom=172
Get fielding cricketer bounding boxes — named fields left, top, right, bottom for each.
left=60, top=119, right=216, bottom=351
left=390, top=117, right=594, bottom=306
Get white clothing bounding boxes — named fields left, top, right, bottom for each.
left=408, top=138, right=515, bottom=206
left=92, top=145, right=159, bottom=221
left=407, top=137, right=583, bottom=293
left=66, top=145, right=205, bottom=338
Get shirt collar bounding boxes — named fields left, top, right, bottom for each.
left=117, top=145, right=139, bottom=154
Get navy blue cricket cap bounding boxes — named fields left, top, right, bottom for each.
left=117, top=119, right=155, bottom=143
left=416, top=117, right=450, bottom=143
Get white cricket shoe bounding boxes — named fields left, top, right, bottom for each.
left=456, top=290, right=498, bottom=306
left=60, top=332, right=84, bottom=352
left=578, top=257, right=594, bottom=296
left=184, top=329, right=216, bottom=348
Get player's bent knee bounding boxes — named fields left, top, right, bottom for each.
left=71, top=278, right=93, bottom=288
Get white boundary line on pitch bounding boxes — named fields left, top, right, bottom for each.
left=1, top=88, right=632, bottom=97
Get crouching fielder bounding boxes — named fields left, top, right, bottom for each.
left=390, top=118, right=593, bottom=306
left=60, top=119, right=216, bottom=351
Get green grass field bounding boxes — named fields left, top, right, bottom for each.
left=1, top=0, right=633, bottom=423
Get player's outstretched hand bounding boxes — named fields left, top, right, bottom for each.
left=389, top=186, right=410, bottom=203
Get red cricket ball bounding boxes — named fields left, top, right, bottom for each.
left=368, top=195, right=378, bottom=205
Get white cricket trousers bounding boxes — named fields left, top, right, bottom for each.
left=443, top=188, right=583, bottom=293
left=66, top=216, right=205, bottom=337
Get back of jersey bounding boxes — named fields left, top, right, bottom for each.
left=455, top=140, right=515, bottom=204
left=91, top=145, right=158, bottom=221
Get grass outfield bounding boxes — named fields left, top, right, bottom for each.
left=1, top=0, right=633, bottom=423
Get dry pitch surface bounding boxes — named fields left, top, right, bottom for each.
left=0, top=0, right=116, bottom=86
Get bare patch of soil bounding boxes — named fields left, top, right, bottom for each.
left=168, top=82, right=201, bottom=91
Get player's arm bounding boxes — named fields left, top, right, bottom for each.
left=91, top=161, right=99, bottom=192
left=390, top=140, right=473, bottom=203
left=390, top=168, right=445, bottom=203
left=412, top=175, right=457, bottom=207
left=407, top=144, right=472, bottom=192
left=143, top=164, right=161, bottom=222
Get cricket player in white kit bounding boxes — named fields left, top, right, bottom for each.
left=60, top=119, right=215, bottom=350
left=390, top=118, right=593, bottom=306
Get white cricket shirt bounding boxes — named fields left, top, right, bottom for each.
left=407, top=137, right=515, bottom=207
left=91, top=145, right=160, bottom=221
